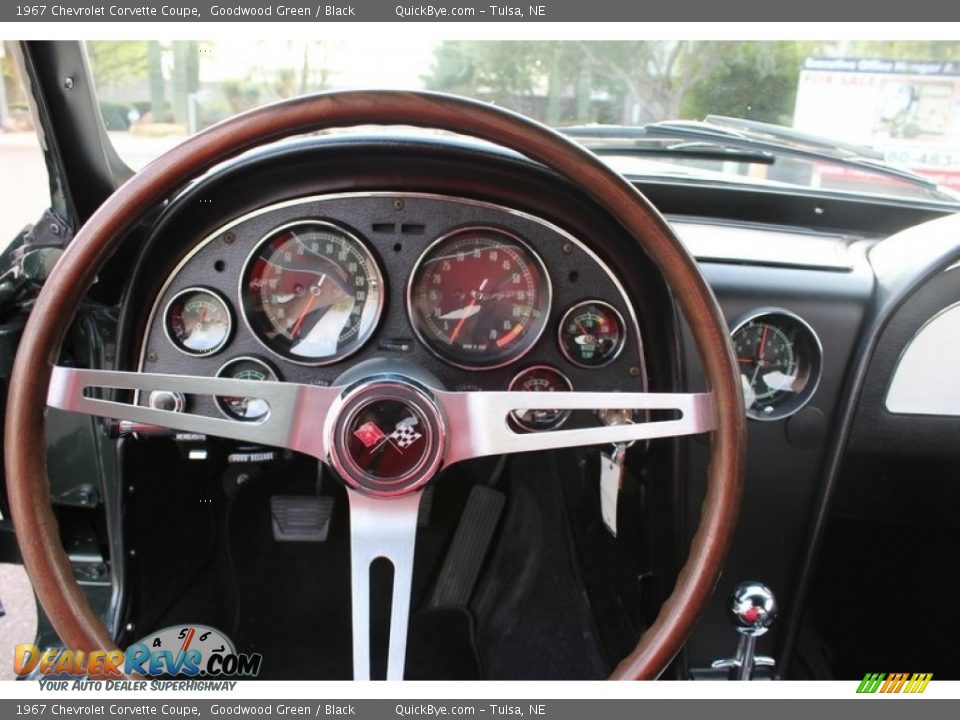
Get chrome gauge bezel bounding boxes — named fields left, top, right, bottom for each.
left=507, top=364, right=574, bottom=432
left=405, top=226, right=554, bottom=371
left=557, top=299, right=627, bottom=368
left=730, top=308, right=823, bottom=422
left=214, top=355, right=280, bottom=421
left=163, top=286, right=234, bottom=357
left=239, top=220, right=386, bottom=367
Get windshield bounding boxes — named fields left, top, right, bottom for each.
left=84, top=39, right=960, bottom=204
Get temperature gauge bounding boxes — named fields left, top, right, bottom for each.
left=508, top=365, right=573, bottom=431
left=215, top=357, right=279, bottom=421
left=558, top=300, right=626, bottom=367
left=165, top=287, right=233, bottom=356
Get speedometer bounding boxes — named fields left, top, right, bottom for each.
left=241, top=221, right=384, bottom=365
left=407, top=228, right=552, bottom=369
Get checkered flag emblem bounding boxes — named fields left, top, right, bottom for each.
left=388, top=417, right=422, bottom=450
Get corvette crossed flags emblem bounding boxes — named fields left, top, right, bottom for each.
left=353, top=416, right=423, bottom=452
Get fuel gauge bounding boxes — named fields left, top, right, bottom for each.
left=508, top=365, right=573, bottom=431
left=558, top=300, right=626, bottom=368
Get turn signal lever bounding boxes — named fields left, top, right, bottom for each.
left=711, top=581, right=778, bottom=680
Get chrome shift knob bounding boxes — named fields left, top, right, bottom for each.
left=730, top=582, right=777, bottom=637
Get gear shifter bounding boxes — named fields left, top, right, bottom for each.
left=711, top=581, right=778, bottom=680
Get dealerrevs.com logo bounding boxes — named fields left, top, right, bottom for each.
left=14, top=624, right=262, bottom=682
left=856, top=673, right=933, bottom=694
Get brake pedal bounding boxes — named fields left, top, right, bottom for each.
left=270, top=496, right=334, bottom=542
left=428, top=485, right=505, bottom=608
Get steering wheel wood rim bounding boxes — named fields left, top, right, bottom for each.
left=4, top=90, right=745, bottom=680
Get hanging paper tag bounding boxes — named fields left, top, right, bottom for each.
left=600, top=451, right=623, bottom=537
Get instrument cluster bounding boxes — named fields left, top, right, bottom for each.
left=142, top=193, right=644, bottom=430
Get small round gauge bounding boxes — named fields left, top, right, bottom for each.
left=508, top=365, right=573, bottom=431
left=215, top=357, right=279, bottom=421
left=241, top=221, right=384, bottom=365
left=165, top=287, right=233, bottom=356
left=731, top=310, right=822, bottom=421
left=408, top=228, right=552, bottom=369
left=558, top=300, right=626, bottom=367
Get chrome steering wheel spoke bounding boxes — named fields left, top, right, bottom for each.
left=347, top=489, right=422, bottom=681
left=45, top=366, right=341, bottom=459
left=436, top=389, right=715, bottom=465
left=47, top=366, right=715, bottom=681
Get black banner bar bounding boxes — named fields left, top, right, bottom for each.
left=1, top=699, right=960, bottom=720
left=3, top=0, right=960, bottom=23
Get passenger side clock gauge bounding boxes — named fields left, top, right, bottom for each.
left=241, top=221, right=384, bottom=365
left=558, top=300, right=626, bottom=367
left=215, top=357, right=279, bottom=421
left=164, top=287, right=233, bottom=356
left=731, top=310, right=822, bottom=421
left=407, top=228, right=552, bottom=369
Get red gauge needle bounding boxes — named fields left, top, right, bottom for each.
left=759, top=324, right=769, bottom=362
left=574, top=318, right=593, bottom=338
left=449, top=278, right=487, bottom=343
left=290, top=275, right=326, bottom=339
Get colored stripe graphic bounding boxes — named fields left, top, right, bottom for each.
left=857, top=672, right=931, bottom=693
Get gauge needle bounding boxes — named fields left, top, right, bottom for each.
left=574, top=318, right=594, bottom=340
left=290, top=275, right=326, bottom=338
left=449, top=278, right=487, bottom=343
left=439, top=305, right=482, bottom=321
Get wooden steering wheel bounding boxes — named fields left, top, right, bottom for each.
left=4, top=91, right=745, bottom=680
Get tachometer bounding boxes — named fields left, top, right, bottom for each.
left=241, top=221, right=384, bottom=365
left=407, top=228, right=551, bottom=369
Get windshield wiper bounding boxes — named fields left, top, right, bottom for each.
left=560, top=128, right=775, bottom=166
left=561, top=119, right=953, bottom=201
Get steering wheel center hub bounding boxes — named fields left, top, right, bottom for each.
left=327, top=377, right=447, bottom=496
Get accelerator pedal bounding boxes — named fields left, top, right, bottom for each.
left=270, top=495, right=334, bottom=542
left=428, top=485, right=505, bottom=608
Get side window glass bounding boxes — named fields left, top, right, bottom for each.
left=0, top=41, right=51, bottom=251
